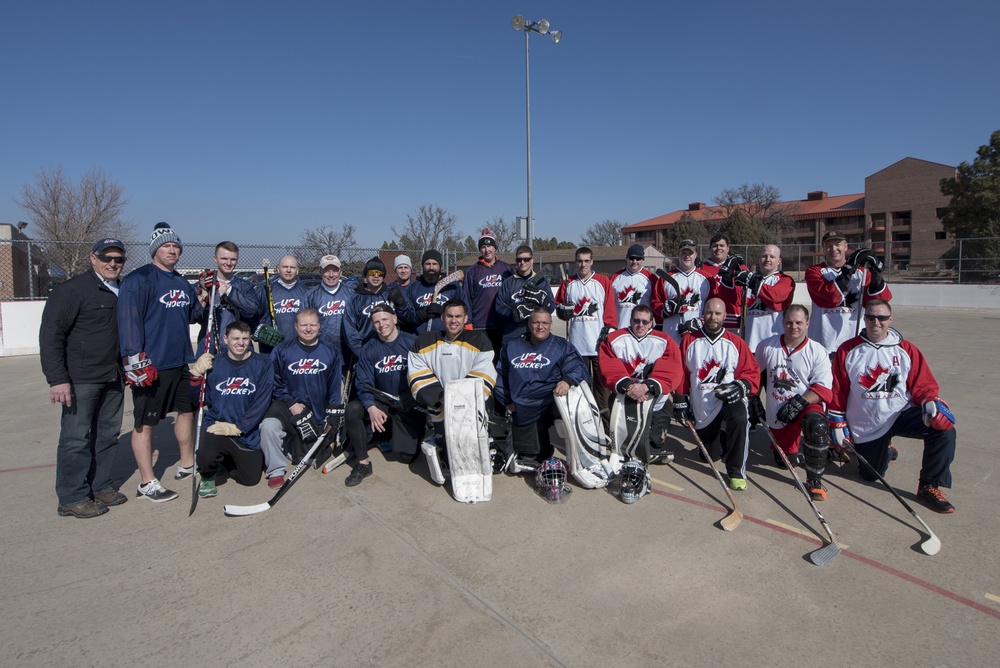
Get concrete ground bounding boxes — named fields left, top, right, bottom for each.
left=2, top=306, right=998, bottom=667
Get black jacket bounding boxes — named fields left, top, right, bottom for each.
left=39, top=270, right=122, bottom=386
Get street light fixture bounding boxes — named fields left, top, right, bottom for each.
left=512, top=15, right=561, bottom=248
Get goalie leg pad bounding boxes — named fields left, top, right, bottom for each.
left=421, top=439, right=447, bottom=485
left=801, top=409, right=829, bottom=478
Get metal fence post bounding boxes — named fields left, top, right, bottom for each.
left=957, top=239, right=963, bottom=283
left=27, top=242, right=34, bottom=299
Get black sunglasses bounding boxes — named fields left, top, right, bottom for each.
left=631, top=318, right=652, bottom=325
left=515, top=257, right=533, bottom=263
left=864, top=314, right=891, bottom=322
left=96, top=254, right=126, bottom=264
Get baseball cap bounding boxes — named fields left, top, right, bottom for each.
left=319, top=255, right=342, bottom=269
left=822, top=230, right=846, bottom=243
left=92, top=238, right=125, bottom=254
left=678, top=239, right=697, bottom=253
left=626, top=243, right=645, bottom=259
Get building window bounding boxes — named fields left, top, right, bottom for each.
left=936, top=207, right=948, bottom=219
left=935, top=231, right=947, bottom=240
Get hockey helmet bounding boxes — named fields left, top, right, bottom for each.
left=617, top=459, right=650, bottom=504
left=535, top=457, right=570, bottom=504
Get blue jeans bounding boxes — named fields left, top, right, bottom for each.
left=56, top=382, right=124, bottom=505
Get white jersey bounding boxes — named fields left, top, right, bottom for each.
left=743, top=272, right=795, bottom=352
left=660, top=269, right=710, bottom=344
left=754, top=334, right=833, bottom=429
left=611, top=268, right=656, bottom=329
left=678, top=330, right=760, bottom=428
left=555, top=273, right=615, bottom=358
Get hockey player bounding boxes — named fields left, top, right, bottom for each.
left=598, top=304, right=684, bottom=460
left=658, top=239, right=711, bottom=344
left=496, top=308, right=589, bottom=462
left=495, top=245, right=554, bottom=344
left=717, top=244, right=795, bottom=351
left=258, top=255, right=310, bottom=350
left=41, top=237, right=127, bottom=518
left=699, top=234, right=737, bottom=280
left=344, top=256, right=411, bottom=353
left=828, top=299, right=957, bottom=513
left=343, top=304, right=425, bottom=487
left=194, top=241, right=262, bottom=355
left=463, top=229, right=513, bottom=357
left=193, top=320, right=274, bottom=498
left=408, top=299, right=497, bottom=443
left=753, top=304, right=833, bottom=500
left=807, top=230, right=892, bottom=354
left=706, top=235, right=749, bottom=333
left=388, top=255, right=414, bottom=289
left=610, top=244, right=660, bottom=329
left=672, top=298, right=760, bottom=490
left=555, top=246, right=617, bottom=428
left=259, top=309, right=343, bottom=488
left=117, top=222, right=204, bottom=502
left=407, top=250, right=460, bottom=333
left=307, top=254, right=349, bottom=362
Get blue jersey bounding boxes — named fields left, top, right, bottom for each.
left=463, top=258, right=512, bottom=329
left=406, top=277, right=462, bottom=333
left=343, top=283, right=415, bottom=353
left=203, top=351, right=274, bottom=450
left=270, top=338, right=343, bottom=418
left=356, top=332, right=417, bottom=410
left=495, top=333, right=589, bottom=426
left=495, top=272, right=554, bottom=343
left=117, top=263, right=202, bottom=370
left=260, top=280, right=311, bottom=341
left=307, top=282, right=349, bottom=357
left=197, top=277, right=261, bottom=354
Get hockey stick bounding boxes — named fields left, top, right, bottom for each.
left=762, top=426, right=841, bottom=565
left=189, top=277, right=218, bottom=516
left=425, top=269, right=464, bottom=331
left=363, top=385, right=427, bottom=414
left=854, top=266, right=866, bottom=337
left=252, top=259, right=284, bottom=346
left=841, top=438, right=941, bottom=556
left=686, top=421, right=742, bottom=531
left=223, top=409, right=345, bottom=516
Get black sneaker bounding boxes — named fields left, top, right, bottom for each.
left=917, top=485, right=955, bottom=513
left=649, top=445, right=674, bottom=464
left=345, top=462, right=373, bottom=487
left=58, top=498, right=109, bottom=519
left=136, top=479, right=179, bottom=503
left=93, top=489, right=128, bottom=507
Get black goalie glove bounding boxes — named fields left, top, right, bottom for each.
left=748, top=395, right=766, bottom=426
left=294, top=411, right=321, bottom=441
left=714, top=379, right=750, bottom=404
left=776, top=394, right=809, bottom=424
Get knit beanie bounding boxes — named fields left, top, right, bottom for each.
left=149, top=222, right=182, bottom=257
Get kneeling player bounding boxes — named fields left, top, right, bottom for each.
left=753, top=305, right=833, bottom=500
left=193, top=321, right=274, bottom=497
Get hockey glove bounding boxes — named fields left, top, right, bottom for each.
left=922, top=397, right=955, bottom=432
left=325, top=404, right=346, bottom=427
left=863, top=253, right=885, bottom=274
left=197, top=269, right=217, bottom=291
left=521, top=284, right=548, bottom=305
left=846, top=249, right=873, bottom=270
left=714, top=379, right=750, bottom=404
left=556, top=302, right=576, bottom=321
left=776, top=394, right=809, bottom=424
left=736, top=270, right=763, bottom=294
left=387, top=286, right=407, bottom=311
left=189, top=352, right=214, bottom=378
left=868, top=272, right=886, bottom=293
left=206, top=421, right=240, bottom=437
left=595, top=325, right=614, bottom=354
left=663, top=296, right=683, bottom=318
left=123, top=353, right=158, bottom=388
left=294, top=411, right=320, bottom=441
left=828, top=411, right=850, bottom=449
left=748, top=395, right=766, bottom=426
left=672, top=393, right=694, bottom=424
left=252, top=323, right=284, bottom=347
left=720, top=264, right=736, bottom=288
left=514, top=302, right=535, bottom=322
left=677, top=318, right=702, bottom=337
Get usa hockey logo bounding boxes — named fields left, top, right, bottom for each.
left=512, top=352, right=551, bottom=369
left=859, top=363, right=901, bottom=399
left=573, top=297, right=598, bottom=317
left=375, top=354, right=406, bottom=373
left=288, top=358, right=327, bottom=375
left=159, top=290, right=191, bottom=308
left=318, top=299, right=346, bottom=317
left=697, top=358, right=727, bottom=387
left=617, top=285, right=643, bottom=305
left=478, top=274, right=504, bottom=289
left=274, top=298, right=301, bottom=315
left=215, top=377, right=256, bottom=395
left=362, top=300, right=388, bottom=318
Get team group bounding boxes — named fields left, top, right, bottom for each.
left=40, top=222, right=957, bottom=518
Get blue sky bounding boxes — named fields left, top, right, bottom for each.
left=2, top=1, right=997, bottom=248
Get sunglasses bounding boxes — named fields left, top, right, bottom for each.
left=365, top=270, right=385, bottom=278
left=96, top=254, right=126, bottom=264
left=515, top=257, right=532, bottom=263
left=631, top=318, right=652, bottom=325
left=864, top=314, right=891, bottom=322
left=627, top=256, right=643, bottom=261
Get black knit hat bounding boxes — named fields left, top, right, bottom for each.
left=422, top=249, right=443, bottom=265
left=364, top=255, right=386, bottom=274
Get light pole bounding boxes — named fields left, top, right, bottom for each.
left=512, top=15, right=561, bottom=248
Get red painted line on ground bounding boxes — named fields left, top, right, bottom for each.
left=651, top=487, right=1000, bottom=621
left=0, top=463, right=56, bottom=474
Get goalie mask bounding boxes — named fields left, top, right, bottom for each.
left=535, top=457, right=571, bottom=504
left=617, top=459, right=650, bottom=504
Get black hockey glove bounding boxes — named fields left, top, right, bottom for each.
left=388, top=286, right=407, bottom=311
left=520, top=283, right=547, bottom=305
left=868, top=272, right=886, bottom=293
left=672, top=393, right=694, bottom=424
left=776, top=394, right=808, bottom=424
left=294, top=411, right=320, bottom=441
left=714, top=379, right=751, bottom=405
left=835, top=267, right=855, bottom=293
left=736, top=270, right=763, bottom=294
left=748, top=395, right=766, bottom=426
left=846, top=248, right=873, bottom=270
left=514, top=302, right=535, bottom=322
left=863, top=253, right=884, bottom=274
left=677, top=318, right=702, bottom=337
left=663, top=296, right=683, bottom=318
left=325, top=404, right=345, bottom=427
left=595, top=325, right=614, bottom=354
left=556, top=302, right=575, bottom=321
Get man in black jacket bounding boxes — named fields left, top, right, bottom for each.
left=39, top=238, right=128, bottom=518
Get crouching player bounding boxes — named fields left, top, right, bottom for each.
left=753, top=304, right=833, bottom=500
left=193, top=321, right=274, bottom=497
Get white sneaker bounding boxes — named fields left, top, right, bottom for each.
left=173, top=465, right=194, bottom=480
left=136, top=479, right=179, bottom=503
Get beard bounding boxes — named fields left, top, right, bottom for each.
left=424, top=269, right=441, bottom=284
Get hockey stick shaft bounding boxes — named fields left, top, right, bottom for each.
left=855, top=267, right=866, bottom=337
left=426, top=269, right=464, bottom=331
left=762, top=425, right=841, bottom=564
left=686, top=421, right=742, bottom=531
left=841, top=438, right=940, bottom=555
left=189, top=277, right=218, bottom=516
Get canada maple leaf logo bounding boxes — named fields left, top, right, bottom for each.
left=617, top=286, right=641, bottom=305
left=573, top=297, right=598, bottom=316
left=859, top=363, right=900, bottom=393
left=773, top=370, right=797, bottom=393
left=698, top=358, right=726, bottom=384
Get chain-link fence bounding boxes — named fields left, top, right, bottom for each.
left=2, top=238, right=999, bottom=300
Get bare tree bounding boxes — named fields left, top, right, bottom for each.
left=15, top=166, right=133, bottom=277
left=581, top=219, right=625, bottom=247
left=392, top=204, right=463, bottom=251
left=299, top=223, right=357, bottom=267
left=484, top=215, right=519, bottom=253
left=713, top=183, right=798, bottom=241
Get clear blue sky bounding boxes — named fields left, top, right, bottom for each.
left=2, top=1, right=997, bottom=248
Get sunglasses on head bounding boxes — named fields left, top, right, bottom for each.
left=96, top=254, right=126, bottom=264
left=631, top=318, right=652, bottom=325
left=864, top=313, right=891, bottom=322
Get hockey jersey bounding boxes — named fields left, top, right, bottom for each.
left=308, top=282, right=349, bottom=356
left=406, top=277, right=462, bottom=333
left=611, top=267, right=658, bottom=329
left=554, top=272, right=616, bottom=358
left=463, top=257, right=513, bottom=329
left=117, top=263, right=202, bottom=370
left=658, top=268, right=711, bottom=344
left=754, top=334, right=832, bottom=430
left=356, top=331, right=417, bottom=410
left=343, top=282, right=415, bottom=353
left=270, top=337, right=343, bottom=418
left=707, top=261, right=750, bottom=331
left=597, top=327, right=683, bottom=399
left=495, top=333, right=589, bottom=426
left=408, top=329, right=497, bottom=421
left=806, top=262, right=893, bottom=353
left=203, top=351, right=274, bottom=450
left=494, top=272, right=554, bottom=343
left=713, top=271, right=795, bottom=351
left=260, top=279, right=311, bottom=341
left=829, top=328, right=941, bottom=442
left=678, top=329, right=760, bottom=427
left=196, top=277, right=261, bottom=354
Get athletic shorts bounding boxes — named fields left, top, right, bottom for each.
left=132, top=366, right=194, bottom=429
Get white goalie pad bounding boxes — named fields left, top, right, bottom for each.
left=444, top=378, right=492, bottom=503
left=556, top=382, right=612, bottom=489
left=609, top=395, right=655, bottom=464
left=421, top=438, right=447, bottom=485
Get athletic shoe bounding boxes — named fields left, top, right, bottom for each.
left=806, top=477, right=827, bottom=501
left=649, top=445, right=674, bottom=464
left=92, top=489, right=128, bottom=507
left=772, top=450, right=804, bottom=468
left=345, top=462, right=373, bottom=487
left=58, top=498, right=109, bottom=519
left=267, top=475, right=285, bottom=489
left=136, top=479, right=178, bottom=503
left=917, top=485, right=955, bottom=513
left=888, top=445, right=898, bottom=463
left=174, top=464, right=194, bottom=480
left=728, top=476, right=747, bottom=491
left=198, top=478, right=217, bottom=498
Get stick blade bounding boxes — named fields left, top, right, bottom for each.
left=720, top=509, right=742, bottom=531
left=807, top=541, right=841, bottom=566
left=223, top=502, right=272, bottom=517
left=919, top=532, right=942, bottom=556
left=321, top=452, right=349, bottom=474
